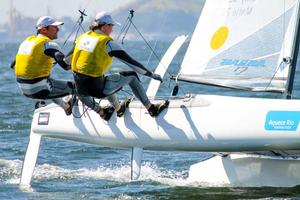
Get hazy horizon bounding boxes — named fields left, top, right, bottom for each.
left=1, top=0, right=134, bottom=25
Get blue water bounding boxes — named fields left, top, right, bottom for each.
left=1, top=41, right=300, bottom=199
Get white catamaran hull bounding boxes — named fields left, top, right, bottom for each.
left=32, top=95, right=300, bottom=152
left=20, top=94, right=300, bottom=187
left=188, top=154, right=300, bottom=187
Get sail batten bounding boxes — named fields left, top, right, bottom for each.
left=179, top=0, right=300, bottom=92
left=176, top=74, right=286, bottom=92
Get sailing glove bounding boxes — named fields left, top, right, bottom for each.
left=151, top=73, right=163, bottom=83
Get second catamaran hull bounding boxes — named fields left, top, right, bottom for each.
left=32, top=94, right=300, bottom=153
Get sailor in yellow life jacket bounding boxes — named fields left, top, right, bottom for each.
left=11, top=16, right=76, bottom=115
left=71, top=12, right=169, bottom=121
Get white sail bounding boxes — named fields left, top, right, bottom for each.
left=179, top=0, right=300, bottom=92
left=146, top=35, right=188, bottom=97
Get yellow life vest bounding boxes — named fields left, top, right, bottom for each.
left=72, top=31, right=113, bottom=77
left=15, top=35, right=54, bottom=79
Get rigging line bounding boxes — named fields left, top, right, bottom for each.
left=74, top=19, right=83, bottom=43
left=116, top=18, right=130, bottom=42
left=114, top=10, right=181, bottom=97
left=62, top=3, right=89, bottom=47
left=266, top=0, right=287, bottom=92
left=139, top=35, right=159, bottom=84
left=130, top=18, right=187, bottom=97
left=283, top=0, right=286, bottom=57
left=120, top=18, right=130, bottom=34
left=62, top=10, right=87, bottom=47
left=109, top=11, right=132, bottom=76
left=141, top=13, right=167, bottom=84
left=145, top=13, right=167, bottom=70
left=72, top=106, right=89, bottom=118
left=119, top=20, right=131, bottom=42
left=73, top=9, right=87, bottom=44
left=117, top=10, right=175, bottom=82
left=64, top=95, right=89, bottom=118
left=120, top=10, right=135, bottom=45
left=129, top=20, right=173, bottom=77
left=112, top=11, right=136, bottom=97
left=79, top=24, right=85, bottom=32
left=145, top=40, right=158, bottom=71
left=121, top=21, right=132, bottom=45
left=72, top=98, right=102, bottom=118
left=107, top=14, right=131, bottom=78
left=264, top=59, right=287, bottom=91
left=116, top=10, right=134, bottom=43
left=63, top=23, right=80, bottom=48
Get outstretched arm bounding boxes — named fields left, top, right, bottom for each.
left=107, top=41, right=162, bottom=82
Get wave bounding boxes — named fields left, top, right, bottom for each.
left=0, top=158, right=196, bottom=187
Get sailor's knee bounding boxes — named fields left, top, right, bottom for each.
left=120, top=71, right=140, bottom=81
left=24, top=90, right=50, bottom=100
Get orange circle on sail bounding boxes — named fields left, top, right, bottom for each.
left=210, top=26, right=229, bottom=50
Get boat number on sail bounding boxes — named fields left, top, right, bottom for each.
left=265, top=111, right=300, bottom=131
left=38, top=112, right=50, bottom=125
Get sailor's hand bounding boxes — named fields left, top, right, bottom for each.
left=151, top=73, right=163, bottom=83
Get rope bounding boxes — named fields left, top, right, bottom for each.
left=265, top=0, right=288, bottom=92
left=265, top=58, right=291, bottom=91
left=115, top=10, right=188, bottom=98
left=62, top=9, right=87, bottom=48
left=128, top=14, right=189, bottom=97
left=118, top=10, right=175, bottom=78
left=116, top=10, right=134, bottom=44
left=61, top=7, right=89, bottom=117
left=130, top=22, right=173, bottom=77
left=72, top=98, right=102, bottom=118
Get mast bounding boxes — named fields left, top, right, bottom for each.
left=285, top=0, right=300, bottom=99
left=9, top=0, right=16, bottom=33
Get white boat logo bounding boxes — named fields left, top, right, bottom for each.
left=265, top=111, right=300, bottom=131
left=38, top=112, right=50, bottom=125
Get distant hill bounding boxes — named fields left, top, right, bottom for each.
left=112, top=0, right=205, bottom=40
left=0, top=0, right=206, bottom=42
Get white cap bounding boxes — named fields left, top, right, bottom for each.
left=36, top=16, right=64, bottom=29
left=93, top=12, right=120, bottom=26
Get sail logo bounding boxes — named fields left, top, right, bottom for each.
left=265, top=111, right=300, bottom=131
left=211, top=26, right=229, bottom=50
left=220, top=59, right=266, bottom=67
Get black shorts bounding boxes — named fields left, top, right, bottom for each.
left=73, top=72, right=106, bottom=98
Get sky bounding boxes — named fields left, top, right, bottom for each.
left=1, top=0, right=134, bottom=25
